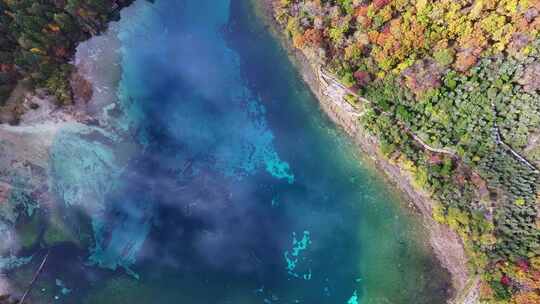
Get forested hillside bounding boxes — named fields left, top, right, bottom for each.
left=0, top=0, right=135, bottom=124
left=274, top=0, right=540, bottom=303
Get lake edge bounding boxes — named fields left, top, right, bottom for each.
left=250, top=1, right=476, bottom=303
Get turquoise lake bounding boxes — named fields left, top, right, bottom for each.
left=5, top=0, right=452, bottom=303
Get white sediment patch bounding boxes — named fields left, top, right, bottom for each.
left=0, top=121, right=72, bottom=169
left=0, top=1, right=140, bottom=290
left=73, top=16, right=122, bottom=117
left=0, top=0, right=132, bottom=190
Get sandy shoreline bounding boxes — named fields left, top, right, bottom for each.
left=254, top=1, right=479, bottom=303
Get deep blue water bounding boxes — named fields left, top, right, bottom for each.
left=6, top=1, right=451, bottom=303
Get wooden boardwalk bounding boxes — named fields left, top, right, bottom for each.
left=318, top=66, right=539, bottom=173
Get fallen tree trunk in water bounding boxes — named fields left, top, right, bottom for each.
left=18, top=250, right=50, bottom=304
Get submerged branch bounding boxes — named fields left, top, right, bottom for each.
left=18, top=250, right=50, bottom=304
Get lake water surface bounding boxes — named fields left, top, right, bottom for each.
left=7, top=1, right=452, bottom=303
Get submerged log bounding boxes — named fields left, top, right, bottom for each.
left=18, top=250, right=50, bottom=304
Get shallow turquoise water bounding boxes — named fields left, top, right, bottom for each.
left=5, top=1, right=451, bottom=303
